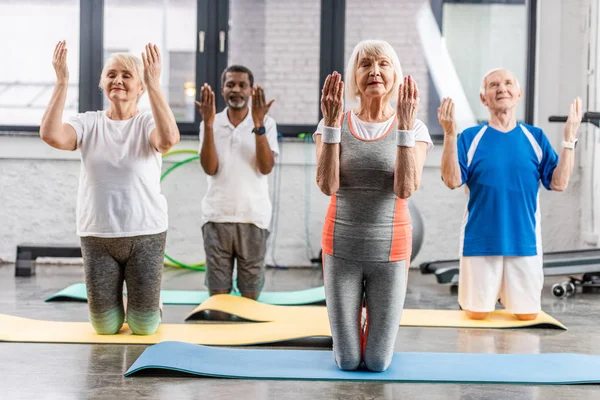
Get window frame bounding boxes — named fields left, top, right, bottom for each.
left=0, top=0, right=535, bottom=139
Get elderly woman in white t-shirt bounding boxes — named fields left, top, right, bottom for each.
left=40, top=41, right=179, bottom=335
left=314, top=40, right=432, bottom=371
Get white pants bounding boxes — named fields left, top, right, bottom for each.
left=458, top=255, right=544, bottom=314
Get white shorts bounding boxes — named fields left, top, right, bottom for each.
left=458, top=255, right=544, bottom=314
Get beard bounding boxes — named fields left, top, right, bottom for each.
left=227, top=97, right=247, bottom=109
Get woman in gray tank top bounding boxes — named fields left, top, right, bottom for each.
left=314, top=40, right=432, bottom=371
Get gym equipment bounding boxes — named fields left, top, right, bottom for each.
left=409, top=200, right=424, bottom=261
left=46, top=283, right=326, bottom=306
left=15, top=244, right=81, bottom=277
left=184, top=294, right=566, bottom=329
left=552, top=273, right=600, bottom=298
left=125, top=341, right=600, bottom=384
left=421, top=249, right=600, bottom=293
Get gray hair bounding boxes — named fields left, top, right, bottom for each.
left=480, top=68, right=521, bottom=95
left=99, top=53, right=145, bottom=99
left=345, top=40, right=403, bottom=101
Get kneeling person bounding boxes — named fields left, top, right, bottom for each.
left=196, top=65, right=279, bottom=300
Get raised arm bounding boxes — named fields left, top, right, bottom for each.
left=438, top=98, right=463, bottom=189
left=315, top=72, right=344, bottom=196
left=195, top=83, right=218, bottom=175
left=394, top=76, right=424, bottom=199
left=144, top=43, right=180, bottom=154
left=251, top=85, right=276, bottom=175
left=40, top=40, right=78, bottom=151
left=550, top=97, right=582, bottom=191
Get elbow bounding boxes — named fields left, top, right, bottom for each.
left=550, top=182, right=567, bottom=192
left=39, top=126, right=53, bottom=144
left=156, top=133, right=180, bottom=154
left=203, top=166, right=218, bottom=176
left=395, top=188, right=415, bottom=199
left=258, top=162, right=275, bottom=175
left=200, top=160, right=218, bottom=176
left=317, top=179, right=339, bottom=196
left=442, top=177, right=462, bottom=190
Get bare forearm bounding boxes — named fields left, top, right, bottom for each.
left=200, top=125, right=219, bottom=175
left=316, top=142, right=340, bottom=196
left=550, top=148, right=575, bottom=191
left=394, top=147, right=417, bottom=199
left=40, top=82, right=69, bottom=145
left=147, top=86, right=180, bottom=151
left=441, top=135, right=462, bottom=189
left=255, top=135, right=275, bottom=174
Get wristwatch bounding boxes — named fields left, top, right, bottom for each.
left=563, top=139, right=578, bottom=149
left=252, top=126, right=266, bottom=136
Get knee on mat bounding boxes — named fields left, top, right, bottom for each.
left=126, top=310, right=161, bottom=335
left=364, top=354, right=392, bottom=372
left=465, top=311, right=489, bottom=320
left=515, top=313, right=538, bottom=321
left=90, top=316, right=124, bottom=335
left=335, top=354, right=361, bottom=371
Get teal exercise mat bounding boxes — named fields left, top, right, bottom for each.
left=45, top=283, right=326, bottom=306
left=125, top=341, right=600, bottom=384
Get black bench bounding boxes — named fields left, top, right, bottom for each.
left=15, top=244, right=82, bottom=277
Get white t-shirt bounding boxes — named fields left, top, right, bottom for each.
left=198, top=108, right=279, bottom=230
left=315, top=112, right=434, bottom=153
left=67, top=110, right=168, bottom=237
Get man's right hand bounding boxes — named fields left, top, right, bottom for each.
left=438, top=97, right=457, bottom=137
left=195, top=83, right=216, bottom=126
left=52, top=40, right=69, bottom=84
left=321, top=71, right=344, bottom=127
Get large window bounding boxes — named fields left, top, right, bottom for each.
left=228, top=0, right=321, bottom=126
left=104, top=0, right=197, bottom=122
left=0, top=0, right=535, bottom=138
left=442, top=0, right=529, bottom=122
left=0, top=0, right=80, bottom=127
left=343, top=0, right=532, bottom=136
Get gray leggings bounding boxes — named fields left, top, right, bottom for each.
left=80, top=231, right=166, bottom=335
left=323, top=253, right=407, bottom=372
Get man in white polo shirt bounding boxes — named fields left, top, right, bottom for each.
left=195, top=65, right=279, bottom=300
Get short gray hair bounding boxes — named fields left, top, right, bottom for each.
left=345, top=40, right=403, bottom=101
left=99, top=53, right=145, bottom=98
left=480, top=68, right=521, bottom=95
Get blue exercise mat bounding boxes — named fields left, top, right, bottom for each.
left=125, top=341, right=600, bottom=384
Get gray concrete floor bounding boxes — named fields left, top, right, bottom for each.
left=1, top=263, right=600, bottom=399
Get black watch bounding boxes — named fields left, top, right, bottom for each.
left=252, top=126, right=266, bottom=136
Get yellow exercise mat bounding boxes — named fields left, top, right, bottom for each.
left=0, top=314, right=330, bottom=345
left=186, top=294, right=328, bottom=322
left=188, top=295, right=567, bottom=330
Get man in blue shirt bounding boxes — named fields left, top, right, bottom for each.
left=439, top=68, right=582, bottom=320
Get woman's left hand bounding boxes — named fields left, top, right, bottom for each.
left=397, top=75, right=419, bottom=131
left=142, top=43, right=162, bottom=90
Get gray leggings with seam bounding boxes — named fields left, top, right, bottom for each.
left=323, top=253, right=407, bottom=372
left=80, top=231, right=166, bottom=335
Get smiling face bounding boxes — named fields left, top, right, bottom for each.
left=101, top=60, right=144, bottom=104
left=355, top=55, right=396, bottom=101
left=480, top=69, right=522, bottom=113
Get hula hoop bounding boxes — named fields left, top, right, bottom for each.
left=161, top=150, right=206, bottom=271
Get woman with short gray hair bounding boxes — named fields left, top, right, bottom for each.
left=40, top=41, right=179, bottom=335
left=314, top=40, right=432, bottom=371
